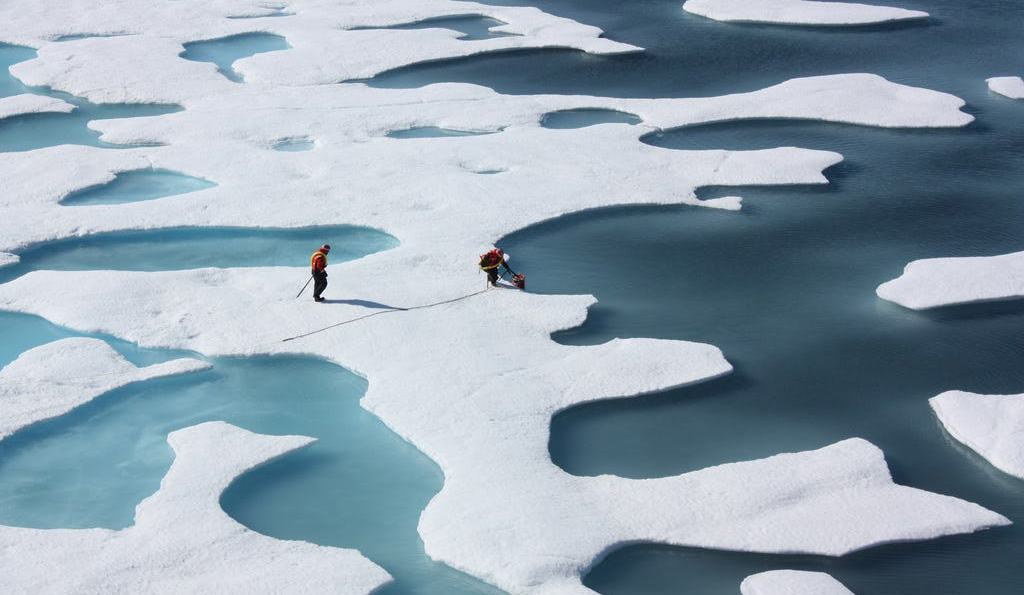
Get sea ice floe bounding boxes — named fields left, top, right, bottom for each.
left=0, top=1, right=1002, bottom=592
left=0, top=74, right=971, bottom=255
left=987, top=76, right=1024, bottom=100
left=0, top=271, right=1009, bottom=593
left=0, top=0, right=638, bottom=102
left=0, top=421, right=392, bottom=593
left=0, top=252, right=17, bottom=269
left=0, top=338, right=208, bottom=441
left=876, top=250, right=1024, bottom=309
left=683, top=0, right=928, bottom=26
left=931, top=390, right=1024, bottom=480
left=0, top=93, right=74, bottom=121
left=741, top=570, right=855, bottom=595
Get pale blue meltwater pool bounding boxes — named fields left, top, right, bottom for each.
left=3, top=2, right=1024, bottom=593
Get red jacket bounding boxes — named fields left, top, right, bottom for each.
left=311, top=250, right=328, bottom=273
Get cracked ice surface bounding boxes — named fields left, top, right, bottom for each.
left=0, top=421, right=393, bottom=593
left=877, top=251, right=1024, bottom=309
left=931, top=391, right=1024, bottom=480
left=0, top=0, right=1007, bottom=592
left=741, top=570, right=855, bottom=595
left=0, top=93, right=75, bottom=121
left=0, top=338, right=209, bottom=441
left=683, top=0, right=928, bottom=26
left=988, top=76, right=1024, bottom=100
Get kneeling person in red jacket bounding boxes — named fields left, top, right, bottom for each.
left=479, top=248, right=522, bottom=288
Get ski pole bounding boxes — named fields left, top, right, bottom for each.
left=295, top=274, right=313, bottom=298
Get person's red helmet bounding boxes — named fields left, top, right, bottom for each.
left=321, top=244, right=331, bottom=253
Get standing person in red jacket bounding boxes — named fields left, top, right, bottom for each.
left=311, top=244, right=330, bottom=302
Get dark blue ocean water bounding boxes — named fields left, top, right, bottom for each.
left=492, top=1, right=1024, bottom=593
left=3, top=1, right=1024, bottom=593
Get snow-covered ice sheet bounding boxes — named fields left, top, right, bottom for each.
left=741, top=570, right=855, bottom=595
left=1, top=0, right=638, bottom=103
left=0, top=74, right=970, bottom=255
left=0, top=0, right=1004, bottom=592
left=0, top=337, right=208, bottom=441
left=0, top=421, right=392, bottom=593
left=877, top=250, right=1024, bottom=309
left=931, top=391, right=1024, bottom=480
left=0, top=93, right=74, bottom=120
left=683, top=0, right=928, bottom=26
left=987, top=76, right=1024, bottom=99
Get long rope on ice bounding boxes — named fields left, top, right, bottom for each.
left=279, top=288, right=490, bottom=343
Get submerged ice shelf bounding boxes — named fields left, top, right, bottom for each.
left=350, top=15, right=520, bottom=41
left=0, top=417, right=392, bottom=593
left=0, top=338, right=207, bottom=441
left=931, top=391, right=1024, bottom=480
left=0, top=332, right=495, bottom=593
left=386, top=126, right=500, bottom=138
left=60, top=168, right=215, bottom=205
left=180, top=33, right=290, bottom=83
left=0, top=44, right=179, bottom=152
left=540, top=108, right=641, bottom=129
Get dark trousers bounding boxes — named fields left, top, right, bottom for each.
left=487, top=269, right=499, bottom=285
left=313, top=270, right=328, bottom=300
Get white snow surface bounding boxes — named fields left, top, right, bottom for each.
left=0, top=337, right=209, bottom=441
left=1, top=0, right=638, bottom=103
left=877, top=250, right=1024, bottom=309
left=987, top=76, right=1024, bottom=99
left=0, top=1, right=1003, bottom=593
left=931, top=390, right=1024, bottom=480
left=0, top=252, right=17, bottom=268
left=0, top=421, right=393, bottom=593
left=683, top=0, right=928, bottom=26
left=0, top=93, right=75, bottom=120
left=741, top=570, right=855, bottom=595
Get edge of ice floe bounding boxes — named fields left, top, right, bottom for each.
left=683, top=0, right=928, bottom=26
left=987, top=76, right=1024, bottom=100
left=0, top=337, right=210, bottom=441
left=741, top=570, right=855, bottom=595
left=931, top=390, right=1024, bottom=480
left=0, top=420, right=393, bottom=593
left=876, top=250, right=1024, bottom=309
left=0, top=93, right=75, bottom=120
left=0, top=253, right=18, bottom=268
